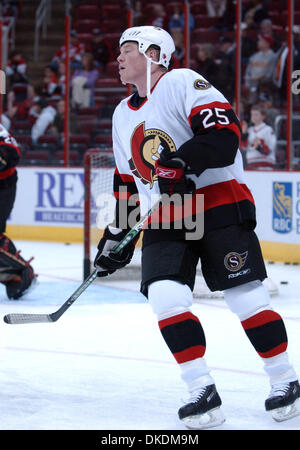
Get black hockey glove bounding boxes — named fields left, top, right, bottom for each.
left=94, top=226, right=137, bottom=277
left=155, top=150, right=195, bottom=197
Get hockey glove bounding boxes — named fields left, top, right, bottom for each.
left=94, top=226, right=137, bottom=277
left=155, top=150, right=195, bottom=197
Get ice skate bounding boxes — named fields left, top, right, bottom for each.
left=265, top=380, right=300, bottom=422
left=178, top=384, right=225, bottom=429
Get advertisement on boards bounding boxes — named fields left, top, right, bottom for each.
left=7, top=167, right=300, bottom=262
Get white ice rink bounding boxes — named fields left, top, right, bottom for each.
left=0, top=240, right=299, bottom=431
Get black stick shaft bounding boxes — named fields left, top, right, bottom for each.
left=3, top=200, right=161, bottom=325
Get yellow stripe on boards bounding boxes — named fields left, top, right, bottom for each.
left=6, top=225, right=84, bottom=243
left=261, top=241, right=300, bottom=264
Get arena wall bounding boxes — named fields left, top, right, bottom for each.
left=6, top=167, right=300, bottom=263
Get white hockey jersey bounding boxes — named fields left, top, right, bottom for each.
left=245, top=122, right=276, bottom=169
left=112, top=68, right=255, bottom=235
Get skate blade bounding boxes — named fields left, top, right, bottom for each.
left=181, top=407, right=225, bottom=430
left=270, top=398, right=300, bottom=422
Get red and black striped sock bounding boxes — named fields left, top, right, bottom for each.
left=241, top=309, right=288, bottom=358
left=158, top=311, right=206, bottom=364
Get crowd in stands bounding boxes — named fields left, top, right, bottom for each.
left=0, top=0, right=18, bottom=19
left=1, top=0, right=300, bottom=169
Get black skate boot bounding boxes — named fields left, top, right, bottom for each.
left=265, top=380, right=300, bottom=422
left=178, top=384, right=225, bottom=429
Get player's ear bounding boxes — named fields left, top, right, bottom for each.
left=147, top=46, right=159, bottom=62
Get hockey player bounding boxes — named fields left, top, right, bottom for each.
left=94, top=26, right=299, bottom=429
left=0, top=124, right=37, bottom=300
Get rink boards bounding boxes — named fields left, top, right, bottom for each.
left=6, top=166, right=300, bottom=264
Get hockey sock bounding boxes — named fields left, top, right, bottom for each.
left=148, top=280, right=213, bottom=390
left=158, top=310, right=215, bottom=390
left=158, top=310, right=206, bottom=364
left=241, top=309, right=288, bottom=358
left=262, top=351, right=298, bottom=385
left=224, top=281, right=297, bottom=385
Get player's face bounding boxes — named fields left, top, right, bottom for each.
left=117, top=42, right=147, bottom=85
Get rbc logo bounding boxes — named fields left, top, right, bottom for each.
left=272, top=182, right=292, bottom=233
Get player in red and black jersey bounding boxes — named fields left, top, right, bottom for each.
left=0, top=124, right=37, bottom=300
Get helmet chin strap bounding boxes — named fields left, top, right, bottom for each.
left=144, top=53, right=161, bottom=101
left=146, top=57, right=152, bottom=101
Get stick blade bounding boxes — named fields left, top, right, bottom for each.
left=3, top=313, right=53, bottom=324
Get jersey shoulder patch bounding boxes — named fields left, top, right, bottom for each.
left=194, top=79, right=211, bottom=90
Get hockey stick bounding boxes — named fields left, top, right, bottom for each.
left=3, top=200, right=161, bottom=325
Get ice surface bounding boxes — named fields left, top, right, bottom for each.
left=0, top=241, right=299, bottom=430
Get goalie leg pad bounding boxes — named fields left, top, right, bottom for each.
left=0, top=234, right=37, bottom=299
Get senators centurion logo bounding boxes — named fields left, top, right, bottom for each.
left=224, top=251, right=248, bottom=272
left=128, top=122, right=176, bottom=188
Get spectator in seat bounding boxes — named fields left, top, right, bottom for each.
left=243, top=0, right=269, bottom=29
left=244, top=34, right=276, bottom=104
left=6, top=85, right=42, bottom=125
left=56, top=61, right=66, bottom=95
left=192, top=43, right=219, bottom=88
left=52, top=30, right=85, bottom=70
left=241, top=22, right=257, bottom=63
left=170, top=30, right=185, bottom=67
left=206, top=0, right=227, bottom=18
left=215, top=35, right=235, bottom=102
left=89, top=28, right=112, bottom=73
left=0, top=0, right=18, bottom=19
left=71, top=52, right=99, bottom=109
left=42, top=64, right=59, bottom=99
left=6, top=50, right=28, bottom=90
left=210, top=0, right=235, bottom=31
left=31, top=97, right=57, bottom=146
left=49, top=99, right=81, bottom=145
left=147, top=4, right=169, bottom=29
left=259, top=19, right=282, bottom=52
left=272, top=26, right=300, bottom=106
left=132, top=1, right=147, bottom=27
left=258, top=92, right=278, bottom=128
left=241, top=104, right=276, bottom=170
left=168, top=4, right=194, bottom=33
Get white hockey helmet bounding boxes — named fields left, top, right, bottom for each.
left=119, top=26, right=175, bottom=68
